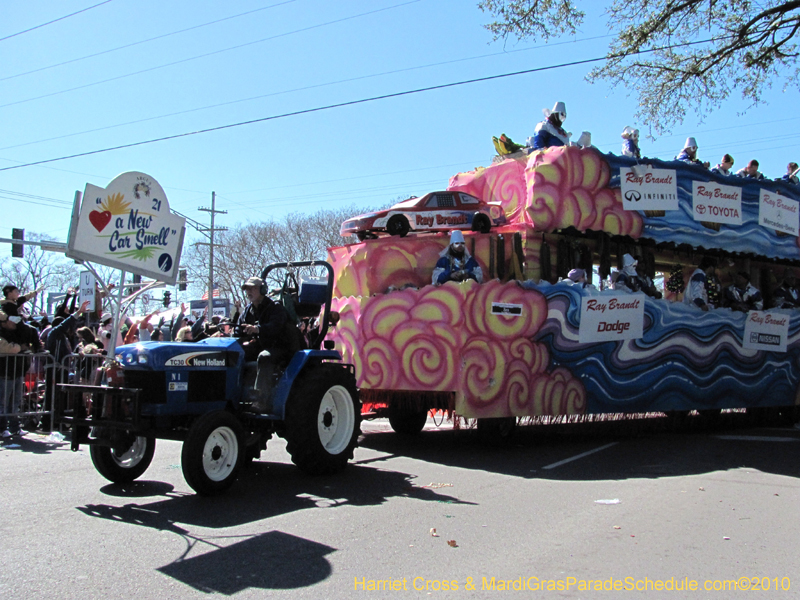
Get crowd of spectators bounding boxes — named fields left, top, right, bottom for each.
left=0, top=282, right=241, bottom=438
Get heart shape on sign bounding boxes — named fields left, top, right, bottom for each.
left=89, top=210, right=112, bottom=232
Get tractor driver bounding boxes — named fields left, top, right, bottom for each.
left=238, top=276, right=292, bottom=413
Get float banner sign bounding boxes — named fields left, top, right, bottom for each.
left=491, top=302, right=523, bottom=316
left=759, top=190, right=799, bottom=237
left=620, top=168, right=679, bottom=211
left=78, top=271, right=96, bottom=311
left=692, top=181, right=743, bottom=226
left=66, top=172, right=186, bottom=285
left=743, top=311, right=789, bottom=353
left=579, top=293, right=645, bottom=343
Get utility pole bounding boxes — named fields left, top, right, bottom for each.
left=197, top=192, right=227, bottom=316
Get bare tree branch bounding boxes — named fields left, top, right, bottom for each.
left=480, top=0, right=800, bottom=133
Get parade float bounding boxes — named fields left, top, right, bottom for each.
left=327, top=146, right=800, bottom=432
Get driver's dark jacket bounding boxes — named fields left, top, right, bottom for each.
left=238, top=298, right=290, bottom=362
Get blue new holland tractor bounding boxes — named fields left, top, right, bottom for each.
left=56, top=261, right=361, bottom=495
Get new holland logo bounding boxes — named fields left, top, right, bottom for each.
left=164, top=352, right=227, bottom=367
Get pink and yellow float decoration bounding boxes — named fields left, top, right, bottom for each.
left=328, top=146, right=800, bottom=423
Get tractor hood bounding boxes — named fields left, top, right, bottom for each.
left=116, top=337, right=244, bottom=370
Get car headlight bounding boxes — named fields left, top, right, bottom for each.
left=137, top=354, right=149, bottom=365
left=124, top=353, right=135, bottom=364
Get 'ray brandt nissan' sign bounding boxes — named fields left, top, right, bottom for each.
left=66, top=172, right=186, bottom=284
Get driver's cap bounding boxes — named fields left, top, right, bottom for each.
left=241, top=276, right=263, bottom=290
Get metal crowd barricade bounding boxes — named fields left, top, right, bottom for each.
left=0, top=351, right=57, bottom=433
left=60, top=352, right=106, bottom=388
left=0, top=351, right=108, bottom=435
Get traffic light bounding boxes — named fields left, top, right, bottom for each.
left=179, top=269, right=187, bottom=291
left=11, top=228, right=24, bottom=258
left=163, top=291, right=171, bottom=307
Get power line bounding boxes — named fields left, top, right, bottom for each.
left=0, top=33, right=761, bottom=173
left=0, top=0, right=114, bottom=43
left=0, top=0, right=297, bottom=82
left=0, top=195, right=72, bottom=210
left=0, top=0, right=420, bottom=109
left=0, top=55, right=613, bottom=172
left=0, top=34, right=612, bottom=152
left=224, top=178, right=444, bottom=208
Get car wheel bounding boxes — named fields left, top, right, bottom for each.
left=181, top=411, right=244, bottom=496
left=386, top=215, right=410, bottom=237
left=90, top=433, right=156, bottom=484
left=472, top=214, right=491, bottom=234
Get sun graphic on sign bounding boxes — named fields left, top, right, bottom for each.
left=100, top=192, right=131, bottom=215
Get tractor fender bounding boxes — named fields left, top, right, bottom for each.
left=272, top=349, right=342, bottom=418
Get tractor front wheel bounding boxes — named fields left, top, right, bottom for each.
left=90, top=433, right=155, bottom=484
left=182, top=411, right=244, bottom=496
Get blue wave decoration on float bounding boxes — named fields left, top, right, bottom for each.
left=604, top=153, right=800, bottom=261
left=528, top=281, right=800, bottom=413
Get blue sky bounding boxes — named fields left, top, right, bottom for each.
left=2, top=0, right=798, bottom=246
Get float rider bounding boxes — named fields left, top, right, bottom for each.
left=530, top=101, right=571, bottom=151
left=432, top=230, right=483, bottom=285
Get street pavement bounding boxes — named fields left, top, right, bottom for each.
left=1, top=415, right=799, bottom=599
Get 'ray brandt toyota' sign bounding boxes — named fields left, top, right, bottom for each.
left=692, top=181, right=743, bottom=226
left=578, top=293, right=645, bottom=343
left=66, top=172, right=186, bottom=284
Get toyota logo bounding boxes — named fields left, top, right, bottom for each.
left=696, top=205, right=706, bottom=214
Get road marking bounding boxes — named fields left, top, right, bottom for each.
left=542, top=442, right=618, bottom=470
left=715, top=435, right=799, bottom=442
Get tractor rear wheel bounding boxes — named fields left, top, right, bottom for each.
left=284, top=364, right=361, bottom=475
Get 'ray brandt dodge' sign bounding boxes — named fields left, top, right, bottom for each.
left=579, top=293, right=645, bottom=343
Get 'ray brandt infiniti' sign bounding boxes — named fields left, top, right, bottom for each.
left=578, top=293, right=645, bottom=343
left=66, top=172, right=186, bottom=284
left=620, top=168, right=678, bottom=211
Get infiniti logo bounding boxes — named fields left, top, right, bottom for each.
left=624, top=190, right=641, bottom=202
